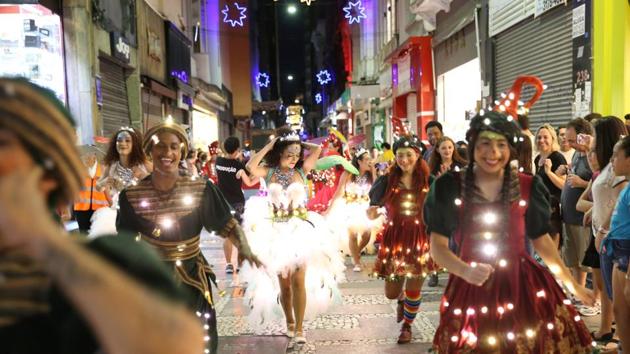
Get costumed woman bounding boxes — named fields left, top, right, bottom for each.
left=0, top=78, right=204, bottom=354
left=307, top=131, right=346, bottom=213
left=367, top=135, right=436, bottom=344
left=327, top=148, right=380, bottom=271
left=241, top=129, right=344, bottom=345
left=89, top=127, right=151, bottom=237
left=116, top=122, right=262, bottom=354
left=425, top=111, right=595, bottom=353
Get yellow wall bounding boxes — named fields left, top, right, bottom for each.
left=592, top=0, right=630, bottom=117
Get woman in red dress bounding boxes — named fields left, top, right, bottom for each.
left=367, top=136, right=437, bottom=344
left=425, top=111, right=596, bottom=353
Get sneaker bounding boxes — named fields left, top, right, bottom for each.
left=353, top=264, right=362, bottom=272
left=225, top=263, right=234, bottom=274
left=397, top=323, right=412, bottom=344
left=428, top=273, right=439, bottom=287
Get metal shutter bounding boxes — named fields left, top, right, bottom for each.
left=99, top=58, right=130, bottom=136
left=494, top=5, right=572, bottom=129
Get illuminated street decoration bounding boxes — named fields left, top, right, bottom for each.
left=343, top=1, right=367, bottom=24
left=222, top=2, right=247, bottom=28
left=315, top=93, right=323, bottom=104
left=316, top=70, right=332, bottom=85
left=300, top=0, right=315, bottom=5
left=256, top=72, right=270, bottom=88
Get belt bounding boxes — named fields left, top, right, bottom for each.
left=140, top=234, right=214, bottom=306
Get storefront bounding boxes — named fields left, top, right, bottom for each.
left=388, top=37, right=435, bottom=140
left=491, top=0, right=573, bottom=128
left=165, top=20, right=193, bottom=125
left=0, top=4, right=66, bottom=102
left=98, top=34, right=132, bottom=137
left=433, top=0, right=481, bottom=141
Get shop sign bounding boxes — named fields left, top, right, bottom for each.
left=535, top=0, right=566, bottom=17
left=111, top=32, right=130, bottom=63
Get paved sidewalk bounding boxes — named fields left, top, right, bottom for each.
left=202, top=232, right=604, bottom=354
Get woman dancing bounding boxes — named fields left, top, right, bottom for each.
left=89, top=127, right=151, bottom=237
left=426, top=111, right=595, bottom=353
left=241, top=129, right=344, bottom=345
left=367, top=135, right=436, bottom=344
left=327, top=148, right=379, bottom=271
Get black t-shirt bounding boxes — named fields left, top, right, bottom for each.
left=215, top=157, right=246, bottom=205
left=534, top=151, right=567, bottom=200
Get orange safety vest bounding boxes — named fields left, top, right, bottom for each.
left=73, top=163, right=109, bottom=211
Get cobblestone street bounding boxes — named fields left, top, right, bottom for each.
left=202, top=232, right=603, bottom=354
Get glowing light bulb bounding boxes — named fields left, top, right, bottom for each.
left=467, top=333, right=478, bottom=344
left=499, top=259, right=507, bottom=267
left=505, top=100, right=511, bottom=107
left=470, top=262, right=478, bottom=268
left=482, top=243, right=498, bottom=256
left=453, top=308, right=462, bottom=315
left=526, top=329, right=535, bottom=338
left=507, top=116, right=514, bottom=122
left=165, top=115, right=174, bottom=124
left=175, top=259, right=182, bottom=267
left=443, top=301, right=450, bottom=308
left=500, top=93, right=507, bottom=98
left=574, top=315, right=581, bottom=322
left=451, top=335, right=458, bottom=342
left=183, top=195, right=193, bottom=205
left=454, top=198, right=462, bottom=206
left=482, top=212, right=497, bottom=224
left=481, top=306, right=488, bottom=314
left=549, top=264, right=561, bottom=274
left=484, top=118, right=491, bottom=125
left=466, top=308, right=475, bottom=315
left=487, top=336, right=497, bottom=346
left=506, top=303, right=514, bottom=310
left=479, top=109, right=485, bottom=116
left=519, top=200, right=527, bottom=207
left=204, top=324, right=209, bottom=330
left=547, top=323, right=554, bottom=330
left=204, top=335, right=210, bottom=341
left=497, top=306, right=505, bottom=314
left=161, top=218, right=174, bottom=229
left=508, top=92, right=515, bottom=100
left=151, top=135, right=160, bottom=144
left=536, top=290, right=546, bottom=298
left=499, top=105, right=506, bottom=111
left=507, top=332, right=515, bottom=340
left=563, top=299, right=572, bottom=305
left=483, top=232, right=493, bottom=240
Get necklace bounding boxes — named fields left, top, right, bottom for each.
left=274, top=168, right=295, bottom=189
left=114, top=161, right=135, bottom=188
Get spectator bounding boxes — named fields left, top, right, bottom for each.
left=558, top=125, right=576, bottom=165
left=422, top=121, right=443, bottom=162
left=73, top=147, right=108, bottom=233
left=428, top=136, right=466, bottom=178
left=380, top=142, right=394, bottom=163
left=534, top=124, right=567, bottom=249
left=215, top=136, right=257, bottom=274
left=560, top=117, right=594, bottom=289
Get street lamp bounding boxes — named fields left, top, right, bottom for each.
left=287, top=75, right=294, bottom=81
left=287, top=5, right=297, bottom=14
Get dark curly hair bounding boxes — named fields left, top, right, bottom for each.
left=264, top=128, right=305, bottom=169
left=351, top=150, right=373, bottom=184
left=103, top=128, right=146, bottom=167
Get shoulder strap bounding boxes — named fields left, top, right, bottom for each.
left=297, top=168, right=306, bottom=182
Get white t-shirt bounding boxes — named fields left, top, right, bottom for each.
left=591, top=163, right=627, bottom=233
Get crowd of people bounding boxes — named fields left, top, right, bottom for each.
left=2, top=75, right=630, bottom=354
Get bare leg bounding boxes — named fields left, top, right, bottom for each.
left=593, top=269, right=614, bottom=337
left=612, top=266, right=630, bottom=349
left=384, top=279, right=405, bottom=300
left=358, top=231, right=371, bottom=253
left=278, top=273, right=294, bottom=331
left=349, top=232, right=360, bottom=265
left=223, top=239, right=234, bottom=265
left=292, top=267, right=307, bottom=335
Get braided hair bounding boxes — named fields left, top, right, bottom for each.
left=461, top=112, right=520, bottom=242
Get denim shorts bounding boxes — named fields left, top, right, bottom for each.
left=611, top=239, right=630, bottom=273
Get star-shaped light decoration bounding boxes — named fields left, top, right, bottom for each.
left=343, top=0, right=367, bottom=24
left=222, top=2, right=247, bottom=28
left=300, top=0, right=315, bottom=5
left=315, top=93, right=323, bottom=104
left=256, top=72, right=270, bottom=88
left=316, top=70, right=332, bottom=85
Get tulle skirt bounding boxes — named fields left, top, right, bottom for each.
left=326, top=198, right=383, bottom=255
left=240, top=195, right=345, bottom=332
left=88, top=207, right=118, bottom=238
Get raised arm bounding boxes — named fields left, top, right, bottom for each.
left=301, top=142, right=323, bottom=173
left=246, top=138, right=277, bottom=177
left=236, top=169, right=258, bottom=187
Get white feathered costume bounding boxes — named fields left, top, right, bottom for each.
left=240, top=180, right=345, bottom=332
